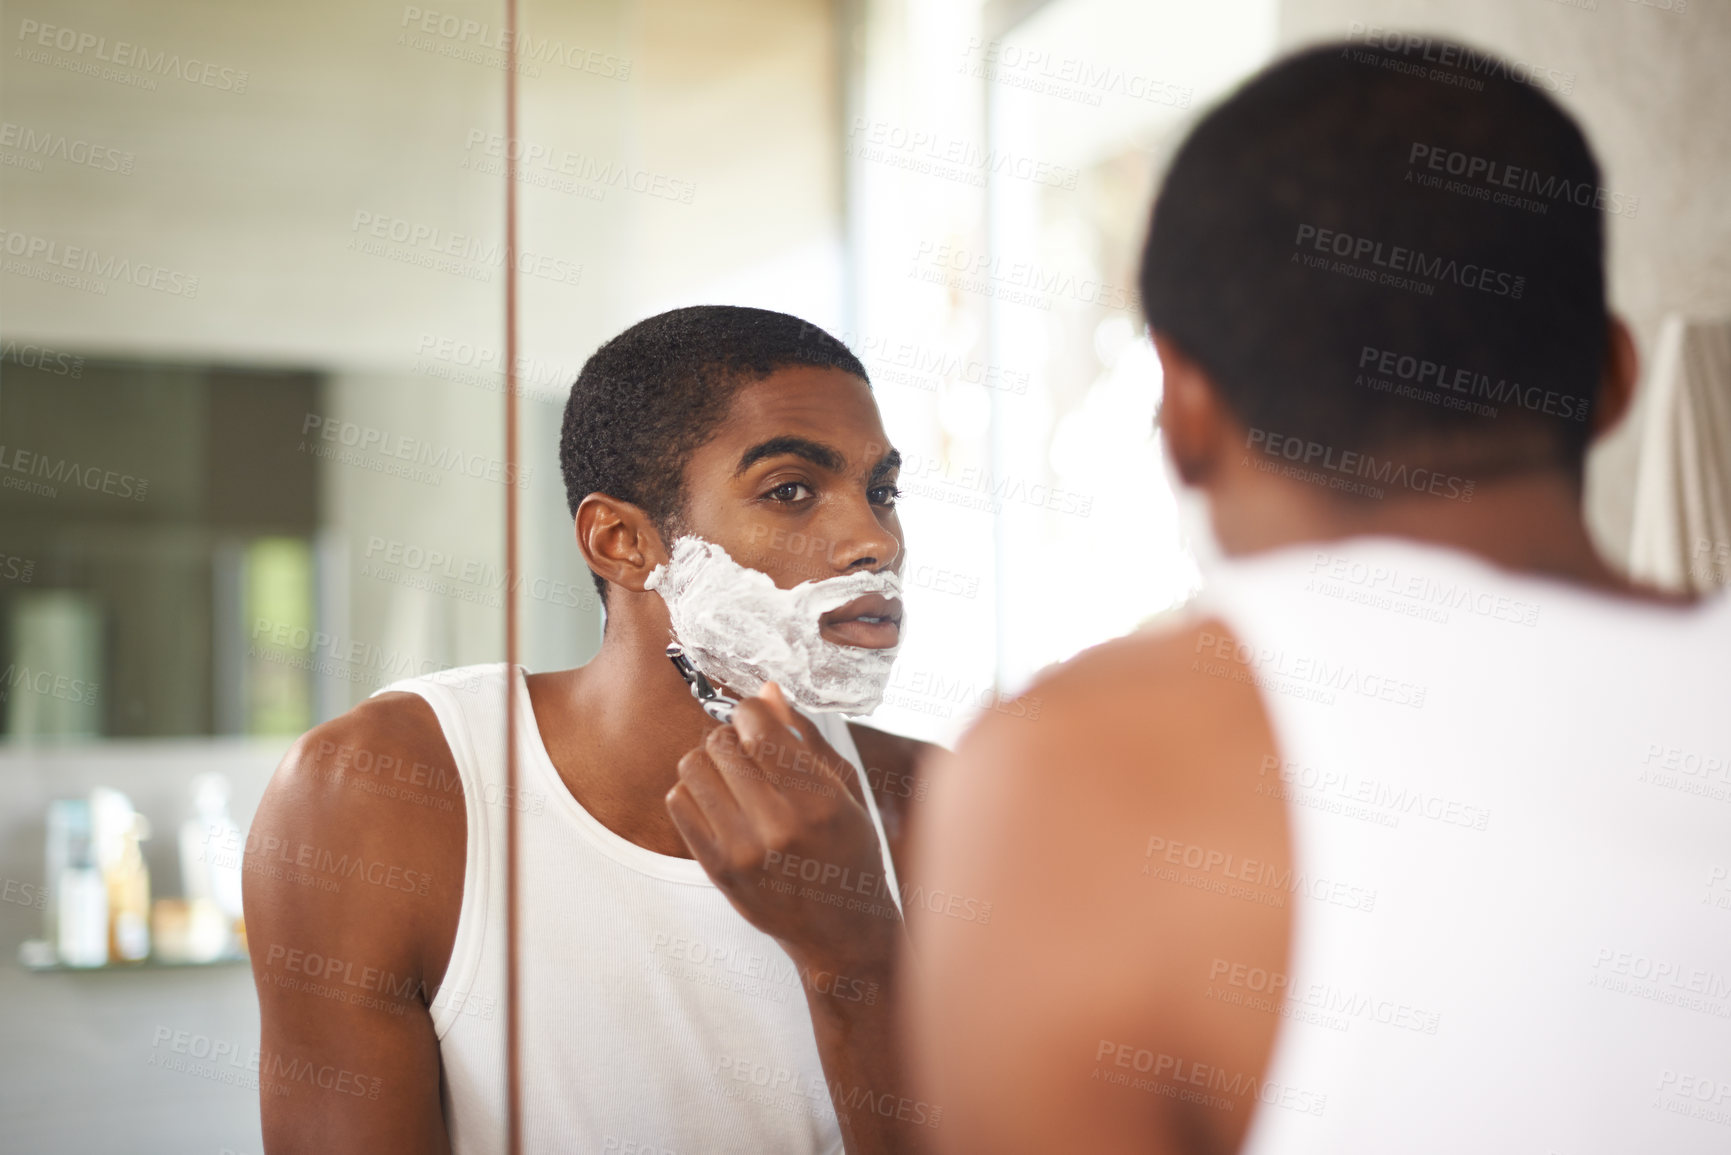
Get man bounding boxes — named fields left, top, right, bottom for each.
left=907, top=40, right=1731, bottom=1155
left=246, top=306, right=938, bottom=1153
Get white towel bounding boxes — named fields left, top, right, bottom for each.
left=1628, top=315, right=1731, bottom=592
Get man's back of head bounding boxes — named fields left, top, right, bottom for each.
left=1140, top=39, right=1610, bottom=486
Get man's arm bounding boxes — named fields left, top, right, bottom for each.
left=244, top=694, right=465, bottom=1154
left=902, top=619, right=1295, bottom=1154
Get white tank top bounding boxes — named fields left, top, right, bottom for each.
left=1196, top=538, right=1731, bottom=1154
left=376, top=663, right=902, bottom=1155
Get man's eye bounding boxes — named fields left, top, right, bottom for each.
left=767, top=482, right=812, bottom=502
left=870, top=485, right=902, bottom=507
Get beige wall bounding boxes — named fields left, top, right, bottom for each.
left=0, top=0, right=506, bottom=368
left=2, top=0, right=846, bottom=693
left=512, top=0, right=845, bottom=672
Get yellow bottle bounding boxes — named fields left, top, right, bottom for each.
left=108, top=813, right=151, bottom=963
left=91, top=788, right=151, bottom=964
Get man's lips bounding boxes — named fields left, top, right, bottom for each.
left=819, top=594, right=903, bottom=649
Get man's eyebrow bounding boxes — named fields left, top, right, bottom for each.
left=734, top=436, right=846, bottom=476
left=868, top=448, right=902, bottom=485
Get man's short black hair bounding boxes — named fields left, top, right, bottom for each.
left=1140, top=38, right=1608, bottom=479
left=560, top=305, right=868, bottom=597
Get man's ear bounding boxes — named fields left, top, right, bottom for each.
left=575, top=494, right=669, bottom=594
left=1152, top=331, right=1232, bottom=486
left=1591, top=314, right=1639, bottom=440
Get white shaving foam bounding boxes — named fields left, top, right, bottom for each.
left=644, top=536, right=902, bottom=714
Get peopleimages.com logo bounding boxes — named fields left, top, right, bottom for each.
left=1357, top=345, right=1589, bottom=422
left=0, top=443, right=150, bottom=501
left=0, top=228, right=199, bottom=297
left=1407, top=142, right=1638, bottom=218
left=1293, top=224, right=1524, bottom=299
left=15, top=18, right=250, bottom=92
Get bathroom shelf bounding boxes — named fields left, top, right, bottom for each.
left=17, top=940, right=250, bottom=972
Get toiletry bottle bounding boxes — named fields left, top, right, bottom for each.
left=44, top=798, right=83, bottom=953
left=111, top=811, right=151, bottom=962
left=52, top=803, right=108, bottom=968
left=91, top=788, right=151, bottom=963
left=179, top=772, right=242, bottom=960
left=180, top=774, right=243, bottom=914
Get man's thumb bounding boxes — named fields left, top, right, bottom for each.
left=758, top=681, right=803, bottom=736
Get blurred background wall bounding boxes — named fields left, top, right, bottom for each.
left=1, top=0, right=1725, bottom=1151
left=0, top=2, right=843, bottom=1150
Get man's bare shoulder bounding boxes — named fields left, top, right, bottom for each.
left=955, top=610, right=1255, bottom=783
left=245, top=692, right=463, bottom=1145
left=246, top=691, right=466, bottom=990
left=918, top=609, right=1278, bottom=917
left=907, top=612, right=1293, bottom=1153
left=272, top=691, right=454, bottom=793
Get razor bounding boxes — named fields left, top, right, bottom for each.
left=666, top=643, right=740, bottom=724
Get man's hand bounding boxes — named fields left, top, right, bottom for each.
left=667, top=684, right=929, bottom=1153
left=664, top=682, right=899, bottom=974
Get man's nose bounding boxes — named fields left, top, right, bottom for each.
left=825, top=498, right=901, bottom=575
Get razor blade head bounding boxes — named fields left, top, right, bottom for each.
left=666, top=643, right=739, bottom=724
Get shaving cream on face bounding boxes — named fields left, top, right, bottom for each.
left=644, top=536, right=902, bottom=715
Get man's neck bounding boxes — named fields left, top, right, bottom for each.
left=531, top=600, right=722, bottom=858
left=1212, top=467, right=1637, bottom=593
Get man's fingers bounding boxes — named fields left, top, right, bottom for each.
left=733, top=696, right=808, bottom=751
left=704, top=723, right=804, bottom=823
left=731, top=700, right=852, bottom=794
left=730, top=698, right=781, bottom=754
left=674, top=746, right=758, bottom=850
left=664, top=782, right=725, bottom=872
left=759, top=681, right=800, bottom=730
